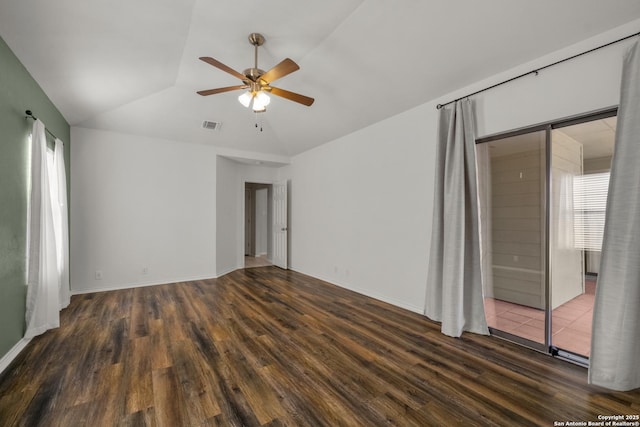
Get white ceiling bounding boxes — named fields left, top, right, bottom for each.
left=1, top=1, right=640, bottom=157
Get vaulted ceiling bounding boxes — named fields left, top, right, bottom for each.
left=2, top=1, right=640, bottom=156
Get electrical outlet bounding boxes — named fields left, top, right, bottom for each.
left=142, top=267, right=149, bottom=275
left=95, top=270, right=103, bottom=280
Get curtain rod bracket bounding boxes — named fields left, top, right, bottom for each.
left=24, top=109, right=59, bottom=140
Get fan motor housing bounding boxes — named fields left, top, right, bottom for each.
left=243, top=68, right=265, bottom=82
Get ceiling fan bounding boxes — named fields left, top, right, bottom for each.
left=197, top=33, right=314, bottom=112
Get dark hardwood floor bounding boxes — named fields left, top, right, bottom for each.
left=0, top=267, right=638, bottom=426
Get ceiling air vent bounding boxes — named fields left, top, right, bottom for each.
left=202, top=120, right=222, bottom=131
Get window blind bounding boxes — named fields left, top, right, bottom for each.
left=573, top=172, right=610, bottom=251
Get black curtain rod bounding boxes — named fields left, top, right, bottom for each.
left=25, top=110, right=59, bottom=140
left=436, top=30, right=640, bottom=109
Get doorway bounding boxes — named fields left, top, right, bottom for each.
left=477, top=110, right=616, bottom=364
left=244, top=182, right=272, bottom=268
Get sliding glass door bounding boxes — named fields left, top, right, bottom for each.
left=478, top=111, right=616, bottom=363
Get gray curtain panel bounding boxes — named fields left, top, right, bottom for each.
left=425, top=100, right=489, bottom=337
left=589, top=39, right=640, bottom=391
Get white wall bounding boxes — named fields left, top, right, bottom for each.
left=71, top=127, right=283, bottom=290
left=215, top=156, right=239, bottom=276
left=70, top=127, right=217, bottom=293
left=286, top=22, right=639, bottom=314
left=240, top=163, right=281, bottom=183
left=288, top=105, right=435, bottom=313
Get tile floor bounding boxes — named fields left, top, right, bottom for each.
left=484, top=277, right=596, bottom=356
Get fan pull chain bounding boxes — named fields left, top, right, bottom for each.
left=254, top=112, right=263, bottom=132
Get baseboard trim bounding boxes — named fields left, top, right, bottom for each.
left=0, top=337, right=32, bottom=375
left=289, top=268, right=425, bottom=315
left=71, top=274, right=218, bottom=295
left=70, top=267, right=425, bottom=314
left=216, top=266, right=240, bottom=278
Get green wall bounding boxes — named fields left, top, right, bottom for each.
left=0, top=36, right=70, bottom=359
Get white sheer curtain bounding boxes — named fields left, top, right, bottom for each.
left=425, top=100, right=489, bottom=337
left=53, top=138, right=71, bottom=308
left=25, top=120, right=70, bottom=339
left=589, top=39, right=640, bottom=391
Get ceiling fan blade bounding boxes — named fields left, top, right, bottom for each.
left=259, top=58, right=300, bottom=84
left=267, top=86, right=314, bottom=106
left=199, top=57, right=247, bottom=81
left=197, top=85, right=248, bottom=96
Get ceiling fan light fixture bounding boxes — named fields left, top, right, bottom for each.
left=238, top=91, right=252, bottom=108
left=252, top=91, right=270, bottom=111
left=198, top=32, right=314, bottom=114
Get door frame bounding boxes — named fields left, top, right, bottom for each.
left=271, top=180, right=288, bottom=269
left=239, top=179, right=288, bottom=269
left=245, top=186, right=256, bottom=257
left=241, top=180, right=272, bottom=267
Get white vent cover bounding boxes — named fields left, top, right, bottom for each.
left=202, top=120, right=221, bottom=131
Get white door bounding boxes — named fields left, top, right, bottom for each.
left=272, top=180, right=288, bottom=269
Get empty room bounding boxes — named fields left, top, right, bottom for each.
left=1, top=1, right=640, bottom=425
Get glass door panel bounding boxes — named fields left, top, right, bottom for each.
left=549, top=116, right=615, bottom=359
left=478, top=130, right=547, bottom=347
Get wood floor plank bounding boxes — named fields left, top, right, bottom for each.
left=91, top=362, right=127, bottom=423
left=151, top=367, right=189, bottom=427
left=177, top=340, right=223, bottom=420
left=121, top=407, right=157, bottom=427
left=1, top=266, right=639, bottom=426
left=124, top=336, right=154, bottom=415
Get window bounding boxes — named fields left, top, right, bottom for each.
left=573, top=172, right=609, bottom=251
